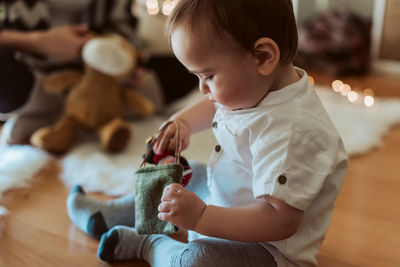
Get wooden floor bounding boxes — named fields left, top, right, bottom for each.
left=0, top=72, right=400, bottom=266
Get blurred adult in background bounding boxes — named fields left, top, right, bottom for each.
left=0, top=0, right=197, bottom=145
left=0, top=0, right=138, bottom=145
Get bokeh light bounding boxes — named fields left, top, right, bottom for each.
left=340, top=84, right=351, bottom=96
left=363, top=88, right=374, bottom=97
left=146, top=0, right=158, bottom=9
left=347, top=91, right=358, bottom=102
left=162, top=1, right=174, bottom=15
left=146, top=0, right=178, bottom=15
left=364, top=96, right=375, bottom=107
left=308, top=76, right=315, bottom=85
left=332, top=80, right=343, bottom=92
left=147, top=7, right=159, bottom=15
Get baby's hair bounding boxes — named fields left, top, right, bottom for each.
left=167, top=0, right=298, bottom=64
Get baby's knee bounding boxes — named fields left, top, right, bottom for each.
left=177, top=239, right=218, bottom=267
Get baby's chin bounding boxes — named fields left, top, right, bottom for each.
left=208, top=95, right=245, bottom=110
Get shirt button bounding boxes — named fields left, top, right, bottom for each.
left=212, top=121, right=218, bottom=129
left=215, top=145, right=221, bottom=152
left=278, top=175, right=287, bottom=185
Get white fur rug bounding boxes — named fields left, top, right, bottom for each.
left=0, top=145, right=52, bottom=215
left=315, top=89, right=400, bottom=155
left=59, top=87, right=400, bottom=196
left=1, top=86, right=400, bottom=215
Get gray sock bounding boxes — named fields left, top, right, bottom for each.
left=97, top=226, right=148, bottom=262
left=67, top=185, right=136, bottom=239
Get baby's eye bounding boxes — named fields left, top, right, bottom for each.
left=205, top=75, right=214, bottom=82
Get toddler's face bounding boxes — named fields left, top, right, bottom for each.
left=171, top=26, right=268, bottom=110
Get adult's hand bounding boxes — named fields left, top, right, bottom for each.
left=35, top=24, right=91, bottom=62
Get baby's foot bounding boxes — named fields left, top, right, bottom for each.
left=67, top=185, right=135, bottom=238
left=98, top=226, right=148, bottom=262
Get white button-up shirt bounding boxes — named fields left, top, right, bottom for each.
left=206, top=68, right=348, bottom=267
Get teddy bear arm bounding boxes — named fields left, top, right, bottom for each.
left=43, top=70, right=83, bottom=93
left=123, top=89, right=155, bottom=117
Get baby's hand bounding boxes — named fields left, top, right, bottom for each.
left=158, top=183, right=206, bottom=230
left=155, top=120, right=190, bottom=154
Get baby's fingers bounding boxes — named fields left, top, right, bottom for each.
left=155, top=128, right=176, bottom=153
left=166, top=135, right=180, bottom=153
left=158, top=197, right=176, bottom=222
left=158, top=211, right=171, bottom=222
left=161, top=183, right=183, bottom=201
left=158, top=202, right=171, bottom=213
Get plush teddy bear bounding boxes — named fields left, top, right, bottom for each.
left=30, top=34, right=155, bottom=154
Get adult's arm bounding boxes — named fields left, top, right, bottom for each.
left=0, top=25, right=90, bottom=62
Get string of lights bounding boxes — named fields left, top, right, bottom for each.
left=332, top=79, right=375, bottom=107
left=308, top=76, right=375, bottom=108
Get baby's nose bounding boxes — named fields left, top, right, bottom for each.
left=199, top=80, right=210, bottom=95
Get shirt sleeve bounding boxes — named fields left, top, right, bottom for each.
left=250, top=127, right=341, bottom=211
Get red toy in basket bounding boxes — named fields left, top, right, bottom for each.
left=143, top=137, right=193, bottom=187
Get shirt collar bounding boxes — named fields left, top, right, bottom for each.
left=256, top=67, right=309, bottom=108
left=215, top=67, right=310, bottom=114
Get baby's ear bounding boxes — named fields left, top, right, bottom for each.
left=253, top=38, right=280, bottom=76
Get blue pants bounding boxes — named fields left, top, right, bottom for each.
left=142, top=162, right=277, bottom=267
left=142, top=233, right=277, bottom=267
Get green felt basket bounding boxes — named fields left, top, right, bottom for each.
left=134, top=121, right=183, bottom=235
left=134, top=164, right=183, bottom=234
